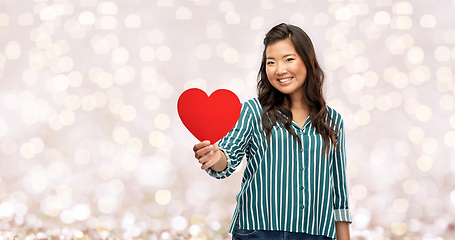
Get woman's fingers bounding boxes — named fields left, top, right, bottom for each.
left=201, top=150, right=221, bottom=170
left=193, top=140, right=210, bottom=159
left=193, top=140, right=210, bottom=152
left=193, top=141, right=221, bottom=170
left=196, top=144, right=215, bottom=164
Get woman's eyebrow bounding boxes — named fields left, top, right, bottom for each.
left=283, top=53, right=296, bottom=58
left=266, top=53, right=296, bottom=60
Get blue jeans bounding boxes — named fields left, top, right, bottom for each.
left=232, top=220, right=331, bottom=240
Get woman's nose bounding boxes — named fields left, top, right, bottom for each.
left=276, top=63, right=287, bottom=75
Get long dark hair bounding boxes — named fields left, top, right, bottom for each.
left=258, top=23, right=338, bottom=156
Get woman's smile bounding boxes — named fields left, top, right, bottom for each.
left=278, top=77, right=293, bottom=83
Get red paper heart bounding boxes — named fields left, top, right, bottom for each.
left=177, top=88, right=241, bottom=143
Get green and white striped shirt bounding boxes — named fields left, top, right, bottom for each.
left=206, top=98, right=351, bottom=239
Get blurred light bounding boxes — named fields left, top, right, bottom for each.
left=155, top=114, right=171, bottom=130
left=352, top=184, right=368, bottom=200
left=1, top=139, right=17, bottom=155
left=391, top=222, right=407, bottom=236
left=96, top=16, right=117, bottom=29
left=394, top=164, right=409, bottom=179
left=175, top=7, right=192, bottom=20
left=408, top=127, right=425, bottom=144
left=313, top=12, right=329, bottom=26
left=223, top=48, right=239, bottom=63
left=354, top=109, right=370, bottom=126
left=81, top=95, right=97, bottom=111
left=149, top=131, right=165, bottom=148
left=407, top=47, right=424, bottom=64
left=172, top=216, right=188, bottom=231
left=444, top=131, right=455, bottom=147
left=112, top=47, right=129, bottom=64
left=73, top=204, right=91, bottom=221
left=415, top=105, right=431, bottom=122
left=40, top=7, right=57, bottom=21
left=5, top=41, right=21, bottom=59
left=196, top=44, right=212, bottom=60
left=120, top=105, right=137, bottom=122
left=144, top=94, right=161, bottom=110
left=422, top=137, right=438, bottom=154
left=56, top=185, right=72, bottom=199
left=122, top=155, right=138, bottom=171
left=417, top=155, right=433, bottom=172
left=125, top=14, right=141, bottom=28
left=113, top=127, right=130, bottom=144
left=391, top=16, right=412, bottom=29
left=158, top=0, right=173, bottom=7
left=348, top=74, right=364, bottom=90
left=450, top=190, right=455, bottom=205
left=97, top=2, right=118, bottom=14
left=409, top=66, right=430, bottom=85
left=393, top=2, right=413, bottom=14
left=420, top=14, right=436, bottom=28
left=157, top=82, right=173, bottom=99
left=98, top=198, right=115, bottom=213
left=435, top=46, right=451, bottom=61
left=18, top=12, right=34, bottom=25
left=403, top=179, right=419, bottom=195
left=155, top=190, right=172, bottom=205
left=156, top=46, right=172, bottom=61
left=392, top=199, right=409, bottom=213
left=79, top=11, right=95, bottom=25
left=148, top=29, right=165, bottom=44
left=74, top=148, right=91, bottom=165
left=436, top=66, right=452, bottom=82
left=108, top=179, right=124, bottom=195
left=219, top=1, right=234, bottom=12
left=251, top=16, right=264, bottom=29
left=189, top=225, right=201, bottom=236
left=374, top=11, right=390, bottom=25
left=440, top=94, right=455, bottom=111
left=335, top=7, right=352, bottom=21
left=98, top=164, right=115, bottom=180
left=139, top=46, right=155, bottom=62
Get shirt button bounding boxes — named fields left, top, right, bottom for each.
left=300, top=167, right=304, bottom=171
left=301, top=205, right=305, bottom=209
left=300, top=148, right=303, bottom=152
left=300, top=186, right=304, bottom=190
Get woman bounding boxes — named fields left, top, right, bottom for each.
left=193, top=23, right=351, bottom=240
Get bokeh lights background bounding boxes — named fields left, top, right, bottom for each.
left=1, top=0, right=455, bottom=239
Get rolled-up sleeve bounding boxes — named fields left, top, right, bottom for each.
left=332, top=119, right=352, bottom=223
left=205, top=102, right=253, bottom=179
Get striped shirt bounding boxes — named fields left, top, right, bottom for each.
left=206, top=98, right=351, bottom=239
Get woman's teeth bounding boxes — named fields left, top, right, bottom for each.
left=279, top=77, right=292, bottom=83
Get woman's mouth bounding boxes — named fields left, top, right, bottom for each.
left=278, top=77, right=293, bottom=83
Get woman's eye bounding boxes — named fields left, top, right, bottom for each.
left=266, top=61, right=274, bottom=65
left=286, top=58, right=294, bottom=62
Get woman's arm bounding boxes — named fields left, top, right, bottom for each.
left=335, top=221, right=350, bottom=240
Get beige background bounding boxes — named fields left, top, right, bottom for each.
left=1, top=0, right=455, bottom=239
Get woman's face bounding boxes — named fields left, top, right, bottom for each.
left=265, top=39, right=307, bottom=101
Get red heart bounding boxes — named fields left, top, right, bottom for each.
left=177, top=88, right=241, bottom=143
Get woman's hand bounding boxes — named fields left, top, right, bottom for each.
left=193, top=140, right=226, bottom=171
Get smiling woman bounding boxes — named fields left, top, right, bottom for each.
left=265, top=39, right=308, bottom=102
left=193, top=23, right=351, bottom=240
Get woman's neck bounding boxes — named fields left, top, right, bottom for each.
left=284, top=96, right=309, bottom=112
